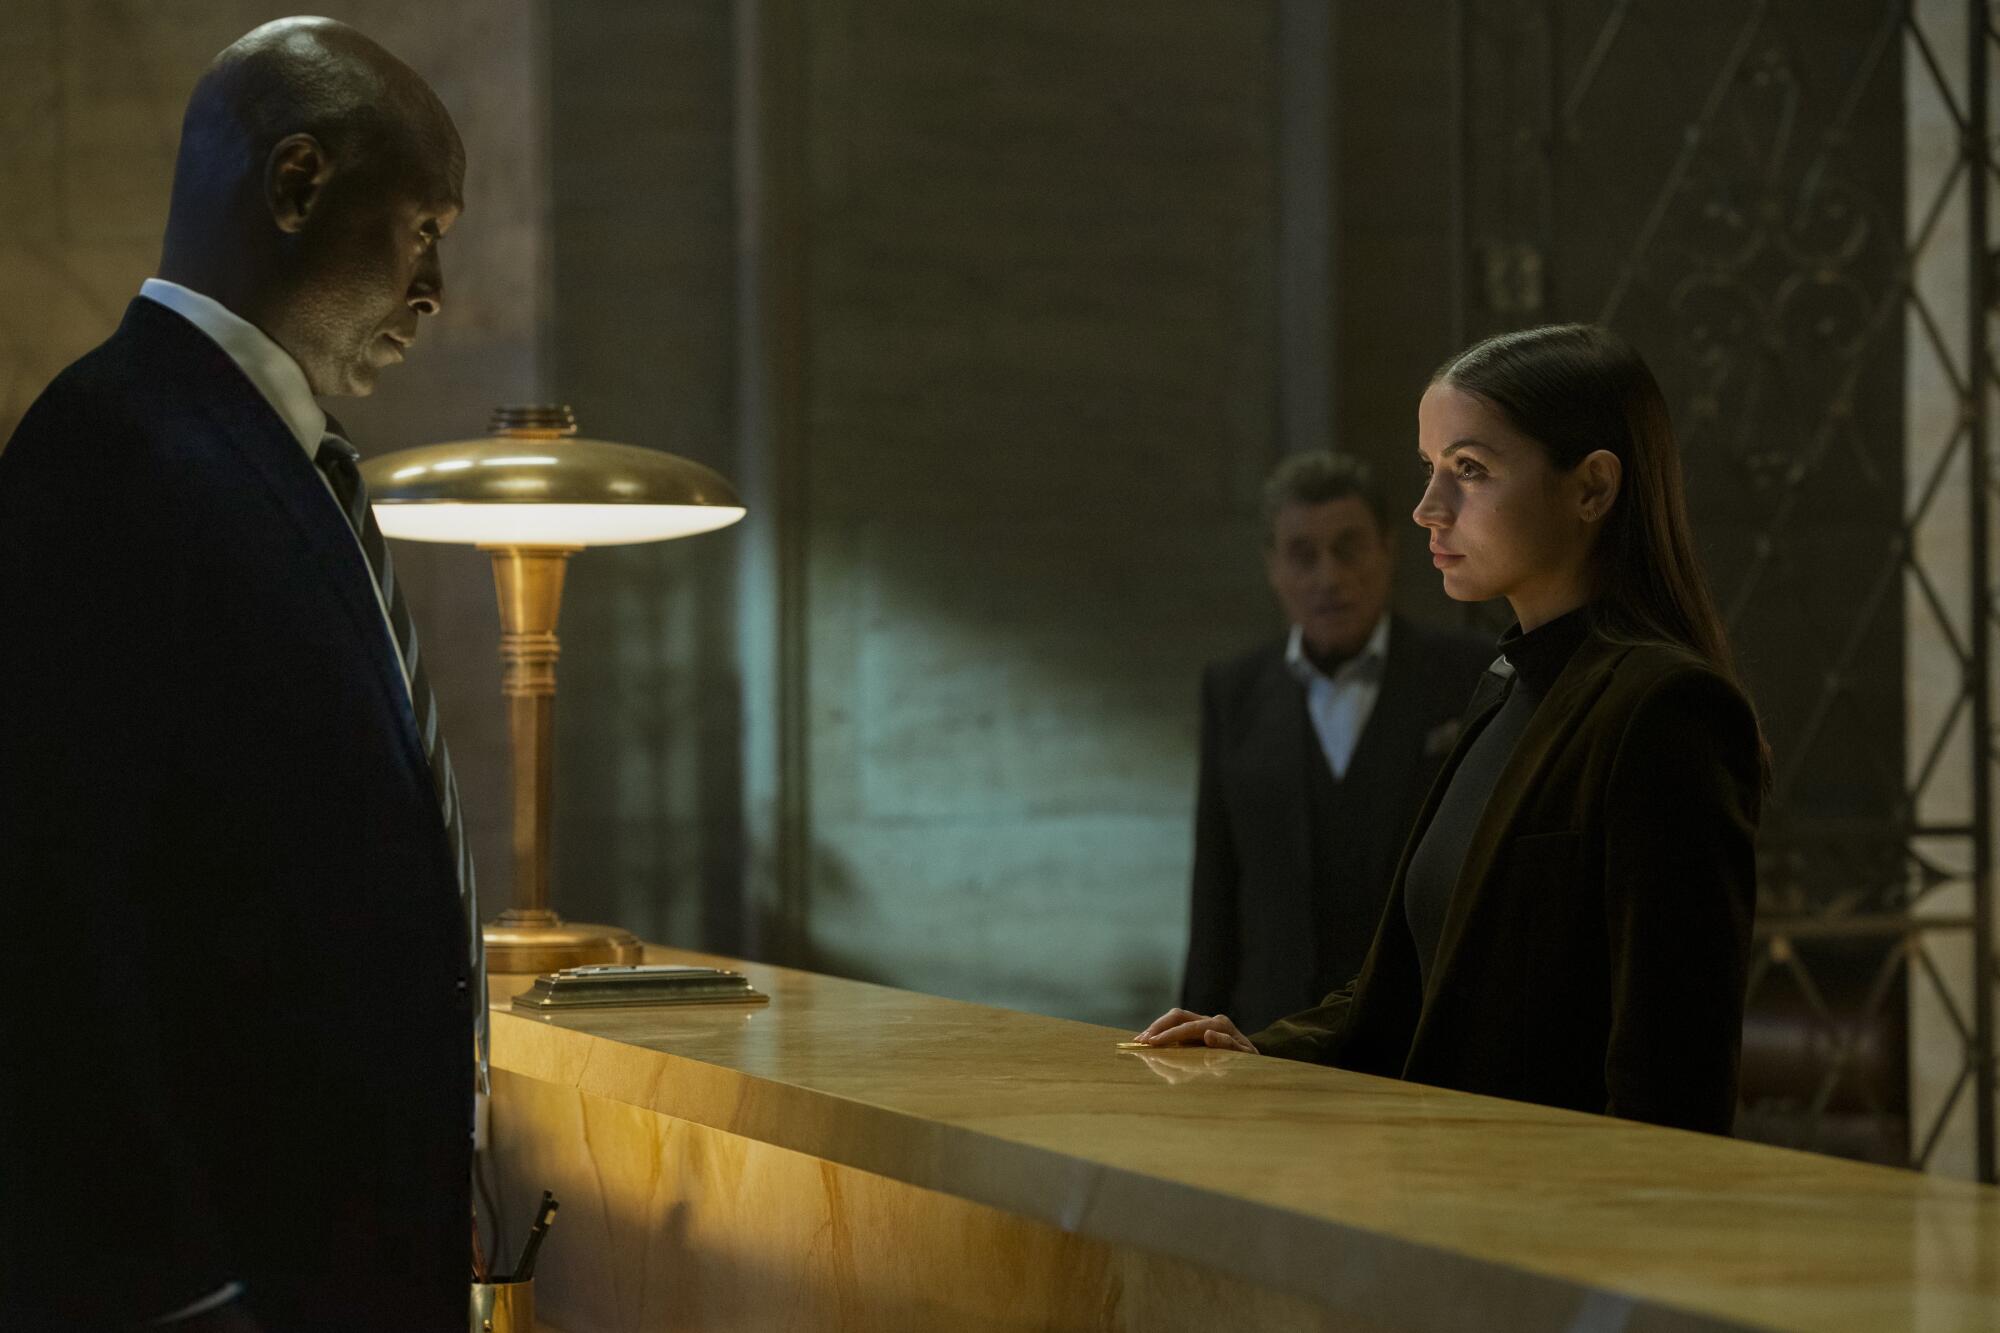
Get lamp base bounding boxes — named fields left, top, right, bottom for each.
left=483, top=911, right=644, bottom=975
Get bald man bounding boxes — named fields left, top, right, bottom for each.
left=0, top=20, right=473, bottom=1330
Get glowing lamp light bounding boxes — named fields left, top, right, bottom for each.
left=360, top=405, right=746, bottom=974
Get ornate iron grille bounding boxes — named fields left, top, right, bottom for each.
left=1452, top=0, right=1997, bottom=1178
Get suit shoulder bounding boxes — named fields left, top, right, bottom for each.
left=10, top=344, right=136, bottom=439
left=1604, top=638, right=1735, bottom=691
left=1586, top=643, right=1765, bottom=809
left=1597, top=640, right=1758, bottom=738
left=3, top=345, right=242, bottom=550
left=1201, top=638, right=1289, bottom=710
left=5, top=322, right=186, bottom=465
left=1204, top=638, right=1285, bottom=686
left=3, top=379, right=139, bottom=523
left=7, top=299, right=248, bottom=449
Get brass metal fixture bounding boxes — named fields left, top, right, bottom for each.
left=362, top=406, right=746, bottom=973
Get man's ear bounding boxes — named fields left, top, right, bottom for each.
left=1575, top=448, right=1623, bottom=524
left=266, top=133, right=333, bottom=234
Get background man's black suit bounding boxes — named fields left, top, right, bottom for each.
left=0, top=299, right=470, bottom=1330
left=1181, top=615, right=1492, bottom=1034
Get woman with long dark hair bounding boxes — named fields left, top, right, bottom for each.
left=1139, top=323, right=1766, bottom=1135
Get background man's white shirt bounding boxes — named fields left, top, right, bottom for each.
left=1285, top=614, right=1390, bottom=780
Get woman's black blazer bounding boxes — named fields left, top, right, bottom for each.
left=1251, top=630, right=1764, bottom=1135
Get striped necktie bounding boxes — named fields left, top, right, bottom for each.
left=314, top=432, right=488, bottom=1093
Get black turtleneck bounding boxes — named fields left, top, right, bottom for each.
left=1403, top=607, right=1593, bottom=987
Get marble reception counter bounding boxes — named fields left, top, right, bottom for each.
left=483, top=946, right=1999, bottom=1332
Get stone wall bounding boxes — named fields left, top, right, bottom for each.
left=783, top=1, right=1284, bottom=1024
left=539, top=0, right=746, bottom=952
left=543, top=2, right=1307, bottom=1027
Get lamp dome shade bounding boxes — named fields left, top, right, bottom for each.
left=359, top=435, right=746, bottom=547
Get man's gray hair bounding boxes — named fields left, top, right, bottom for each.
left=1260, top=452, right=1390, bottom=544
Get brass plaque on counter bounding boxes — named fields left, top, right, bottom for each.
left=512, top=964, right=770, bottom=1012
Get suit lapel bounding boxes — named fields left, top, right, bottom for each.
left=1384, top=677, right=1503, bottom=924
left=1229, top=650, right=1316, bottom=946
left=1418, top=634, right=1627, bottom=1008
left=140, top=303, right=424, bottom=763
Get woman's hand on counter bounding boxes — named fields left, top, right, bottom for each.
left=1133, top=1008, right=1257, bottom=1053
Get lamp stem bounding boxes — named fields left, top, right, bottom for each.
left=484, top=545, right=578, bottom=925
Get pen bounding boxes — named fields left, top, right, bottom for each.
left=508, top=1191, right=559, bottom=1282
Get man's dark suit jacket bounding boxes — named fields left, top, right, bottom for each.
left=0, top=299, right=472, bottom=1330
left=1181, top=615, right=1492, bottom=1033
left=1252, top=630, right=1763, bottom=1135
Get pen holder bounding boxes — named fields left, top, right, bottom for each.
left=469, top=1277, right=534, bottom=1333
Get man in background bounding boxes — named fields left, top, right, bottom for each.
left=0, top=19, right=474, bottom=1330
left=1181, top=454, right=1491, bottom=1034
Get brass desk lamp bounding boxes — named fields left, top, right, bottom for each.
left=362, top=405, right=745, bottom=973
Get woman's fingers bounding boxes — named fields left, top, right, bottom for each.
left=1132, top=1010, right=1256, bottom=1052
left=1144, top=1013, right=1254, bottom=1050
left=1202, top=1025, right=1255, bottom=1053
left=1136, top=1008, right=1202, bottom=1041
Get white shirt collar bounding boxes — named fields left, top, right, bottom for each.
left=139, top=278, right=327, bottom=459
left=1285, top=613, right=1390, bottom=687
